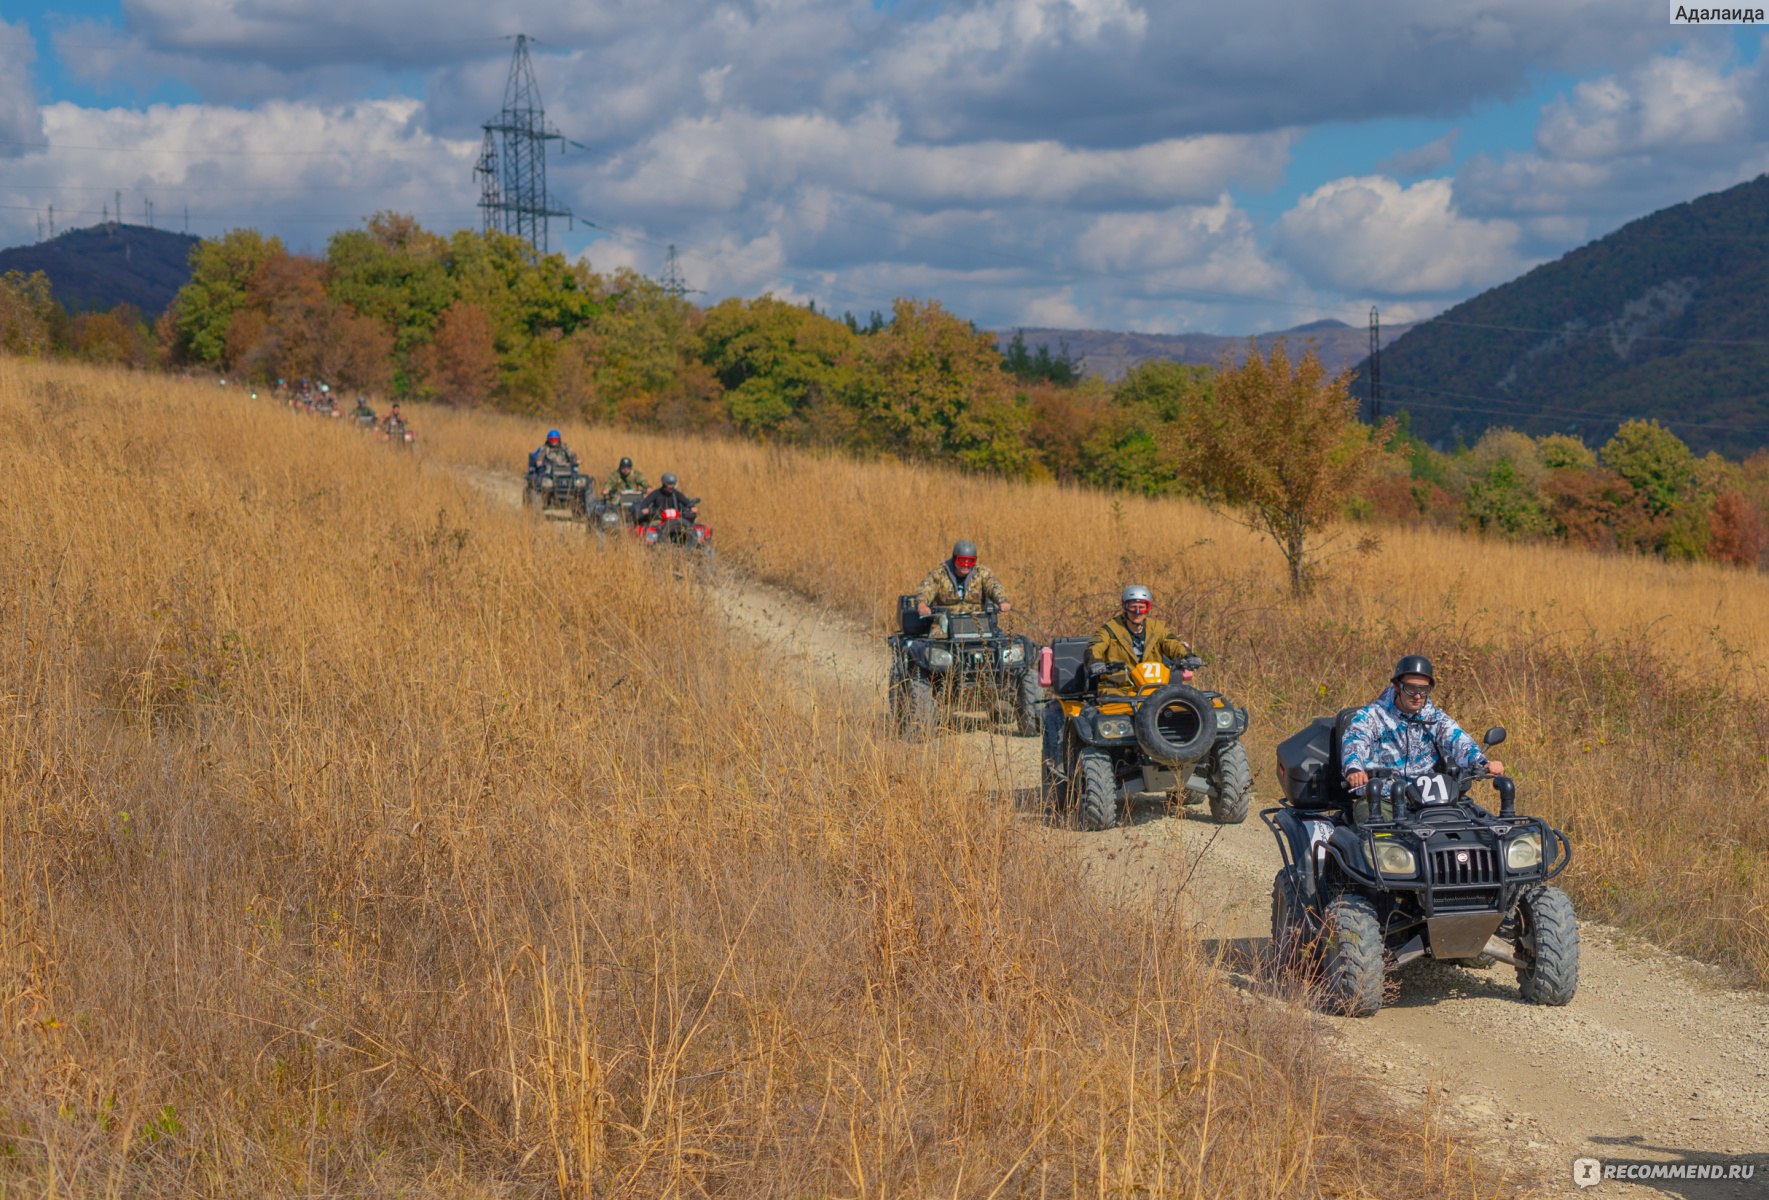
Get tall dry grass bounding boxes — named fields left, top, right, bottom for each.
left=412, top=402, right=1769, bottom=985
left=0, top=360, right=1511, bottom=1196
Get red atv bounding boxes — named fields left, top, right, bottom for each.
left=632, top=501, right=713, bottom=557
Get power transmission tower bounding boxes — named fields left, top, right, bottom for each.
left=48, top=204, right=54, bottom=237
left=1367, top=305, right=1382, bottom=424
left=659, top=244, right=699, bottom=300
left=475, top=34, right=576, bottom=256
left=146, top=199, right=155, bottom=229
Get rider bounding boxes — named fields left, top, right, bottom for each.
left=638, top=472, right=698, bottom=522
left=1042, top=583, right=1190, bottom=792
left=1341, top=655, right=1504, bottom=799
left=529, top=429, right=577, bottom=473
left=913, top=540, right=1011, bottom=618
left=353, top=395, right=376, bottom=422
left=381, top=403, right=406, bottom=432
left=602, top=455, right=649, bottom=499
left=1084, top=584, right=1191, bottom=697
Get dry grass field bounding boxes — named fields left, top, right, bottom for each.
left=419, top=400, right=1769, bottom=986
left=0, top=361, right=1514, bottom=1196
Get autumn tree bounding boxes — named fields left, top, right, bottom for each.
left=1177, top=340, right=1382, bottom=595
left=0, top=270, right=59, bottom=356
left=417, top=301, right=500, bottom=406
left=168, top=229, right=284, bottom=364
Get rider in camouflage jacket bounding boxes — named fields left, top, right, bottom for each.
left=913, top=540, right=1010, bottom=615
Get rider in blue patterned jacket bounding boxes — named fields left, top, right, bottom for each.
left=1341, top=655, right=1505, bottom=793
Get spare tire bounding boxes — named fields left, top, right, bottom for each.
left=1132, top=682, right=1216, bottom=766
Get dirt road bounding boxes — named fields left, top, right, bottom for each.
left=470, top=465, right=1769, bottom=1199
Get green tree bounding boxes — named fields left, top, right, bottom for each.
left=860, top=298, right=1033, bottom=474
left=701, top=295, right=860, bottom=437
left=169, top=229, right=284, bottom=364
left=325, top=213, right=457, bottom=363
left=1177, top=340, right=1383, bottom=595
left=1463, top=458, right=1553, bottom=538
left=1601, top=419, right=1696, bottom=518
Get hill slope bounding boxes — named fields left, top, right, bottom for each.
left=1359, top=174, right=1769, bottom=454
left=0, top=222, right=199, bottom=315
left=997, top=317, right=1416, bottom=380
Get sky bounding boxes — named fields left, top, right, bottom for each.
left=3, top=1, right=1768, bottom=335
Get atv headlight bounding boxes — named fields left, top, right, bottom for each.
left=925, top=647, right=954, bottom=671
left=575, top=477, right=587, bottom=489
left=1505, top=832, right=1543, bottom=870
left=1373, top=840, right=1417, bottom=877
left=1096, top=717, right=1134, bottom=739
left=1002, top=642, right=1025, bottom=665
left=1215, top=709, right=1235, bottom=730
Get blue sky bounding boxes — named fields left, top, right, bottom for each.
left=4, top=2, right=1768, bottom=334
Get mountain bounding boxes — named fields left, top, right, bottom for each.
left=0, top=223, right=200, bottom=315
left=996, top=318, right=1415, bottom=381
left=1356, top=174, right=1769, bottom=455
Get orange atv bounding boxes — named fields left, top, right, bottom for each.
left=1039, top=640, right=1251, bottom=830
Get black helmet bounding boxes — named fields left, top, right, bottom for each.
left=662, top=472, right=678, bottom=488
left=619, top=456, right=633, bottom=470
left=1391, top=655, right=1435, bottom=685
left=952, top=538, right=978, bottom=560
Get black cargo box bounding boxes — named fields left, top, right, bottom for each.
left=1276, top=714, right=1340, bottom=808
left=897, top=593, right=932, bottom=638
left=1048, top=636, right=1091, bottom=698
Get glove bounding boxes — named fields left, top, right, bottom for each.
left=1086, top=660, right=1111, bottom=677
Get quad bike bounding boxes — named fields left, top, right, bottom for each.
left=632, top=500, right=713, bottom=556
left=524, top=459, right=594, bottom=520
left=352, top=408, right=378, bottom=430
left=1039, top=639, right=1252, bottom=829
left=591, top=488, right=648, bottom=540
left=886, top=598, right=1041, bottom=739
left=380, top=421, right=417, bottom=450
left=1265, top=714, right=1578, bottom=1017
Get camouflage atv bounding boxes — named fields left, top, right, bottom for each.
left=887, top=597, right=1041, bottom=738
left=524, top=459, right=594, bottom=521
left=1039, top=639, right=1252, bottom=829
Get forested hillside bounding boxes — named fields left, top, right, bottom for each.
left=1358, top=173, right=1769, bottom=456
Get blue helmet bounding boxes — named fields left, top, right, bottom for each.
left=546, top=429, right=561, bottom=444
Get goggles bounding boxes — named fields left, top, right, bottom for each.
left=953, top=556, right=977, bottom=571
left=1123, top=600, right=1152, bottom=615
left=1396, top=683, right=1433, bottom=699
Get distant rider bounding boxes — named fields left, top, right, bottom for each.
left=353, top=395, right=376, bottom=423
left=1341, top=656, right=1504, bottom=798
left=529, top=429, right=578, bottom=474
left=381, top=403, right=407, bottom=433
left=602, top=455, right=649, bottom=499
left=913, top=539, right=1011, bottom=618
left=638, top=472, right=698, bottom=522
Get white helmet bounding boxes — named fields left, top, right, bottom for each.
left=1121, top=584, right=1153, bottom=607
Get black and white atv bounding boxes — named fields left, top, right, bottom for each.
left=1265, top=713, right=1578, bottom=1016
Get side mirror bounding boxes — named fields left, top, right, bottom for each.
left=1483, top=726, right=1506, bottom=748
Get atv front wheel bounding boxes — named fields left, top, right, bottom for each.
left=891, top=672, right=937, bottom=740
left=1013, top=667, right=1044, bottom=737
left=1075, top=749, right=1117, bottom=832
left=1270, top=868, right=1319, bottom=974
left=1320, top=894, right=1386, bottom=1017
left=1515, top=885, right=1580, bottom=1005
left=1208, top=740, right=1254, bottom=824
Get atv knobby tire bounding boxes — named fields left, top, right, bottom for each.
left=1075, top=749, right=1118, bottom=832
left=890, top=669, right=938, bottom=740
left=1269, top=868, right=1318, bottom=974
left=1132, top=682, right=1216, bottom=766
left=1014, top=667, right=1043, bottom=737
left=1320, top=894, right=1386, bottom=1017
left=1516, top=885, right=1579, bottom=1006
left=1208, top=740, right=1254, bottom=824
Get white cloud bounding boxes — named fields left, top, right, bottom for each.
left=0, top=99, right=475, bottom=248
left=1275, top=176, right=1529, bottom=297
left=0, top=21, right=45, bottom=157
